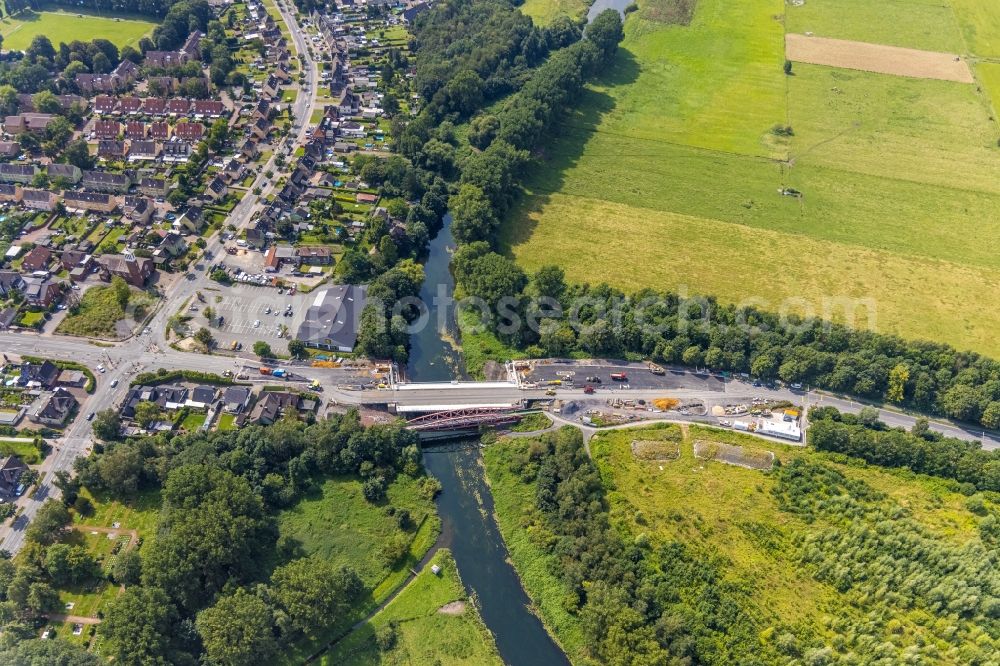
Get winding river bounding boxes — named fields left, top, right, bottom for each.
left=409, top=217, right=570, bottom=665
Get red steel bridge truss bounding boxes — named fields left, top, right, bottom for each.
left=405, top=407, right=521, bottom=432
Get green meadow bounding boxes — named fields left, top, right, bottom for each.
left=0, top=10, right=155, bottom=51
left=503, top=0, right=1000, bottom=356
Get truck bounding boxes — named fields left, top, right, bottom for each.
left=610, top=372, right=628, bottom=382
left=583, top=385, right=595, bottom=394
left=648, top=363, right=665, bottom=375
left=272, top=368, right=287, bottom=378
left=259, top=367, right=273, bottom=375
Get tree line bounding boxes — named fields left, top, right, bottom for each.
left=808, top=406, right=1000, bottom=492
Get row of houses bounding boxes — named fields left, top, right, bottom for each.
left=93, top=119, right=207, bottom=140
left=120, top=383, right=318, bottom=429
left=94, top=96, right=226, bottom=119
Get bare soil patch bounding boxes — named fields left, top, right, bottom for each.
left=437, top=600, right=467, bottom=615
left=694, top=441, right=775, bottom=471
left=786, top=34, right=973, bottom=83
left=631, top=439, right=680, bottom=461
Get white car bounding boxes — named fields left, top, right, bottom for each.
left=97, top=365, right=105, bottom=373
left=253, top=319, right=261, bottom=328
left=110, top=379, right=119, bottom=388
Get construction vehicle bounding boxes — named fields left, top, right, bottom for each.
left=259, top=367, right=273, bottom=375
left=545, top=388, right=557, bottom=396
left=648, top=363, right=665, bottom=375
left=309, top=380, right=322, bottom=391
left=610, top=372, right=628, bottom=382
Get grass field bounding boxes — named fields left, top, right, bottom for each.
left=0, top=10, right=155, bottom=51
left=277, top=474, right=441, bottom=664
left=519, top=0, right=588, bottom=25
left=486, top=424, right=998, bottom=662
left=320, top=550, right=502, bottom=666
left=57, top=285, right=153, bottom=339
left=503, top=0, right=1000, bottom=356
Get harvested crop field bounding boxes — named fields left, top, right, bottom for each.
left=785, top=34, right=973, bottom=83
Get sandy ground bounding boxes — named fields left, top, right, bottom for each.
left=786, top=34, right=974, bottom=83
left=437, top=600, right=467, bottom=615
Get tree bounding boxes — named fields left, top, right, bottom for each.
left=941, top=384, right=984, bottom=422
left=111, top=276, right=130, bottom=310
left=981, top=401, right=1000, bottom=430
left=784, top=59, right=793, bottom=75
left=44, top=544, right=98, bottom=587
left=0, top=639, right=99, bottom=665
left=858, top=406, right=881, bottom=427
left=133, top=401, right=162, bottom=429
left=62, top=139, right=96, bottom=170
left=287, top=339, right=308, bottom=359
left=32, top=90, right=60, bottom=114
left=196, top=588, right=276, bottom=666
left=0, top=85, right=18, bottom=116
left=100, top=587, right=188, bottom=666
left=449, top=183, right=497, bottom=244
left=24, top=500, right=70, bottom=546
left=203, top=306, right=215, bottom=325
left=25, top=35, right=55, bottom=63
left=586, top=9, right=624, bottom=62
left=887, top=363, right=909, bottom=403
left=253, top=341, right=273, bottom=359
left=194, top=327, right=215, bottom=351
left=269, top=557, right=363, bottom=634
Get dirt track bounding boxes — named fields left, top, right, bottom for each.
left=786, top=34, right=974, bottom=83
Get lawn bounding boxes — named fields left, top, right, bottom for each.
left=319, top=550, right=502, bottom=666
left=503, top=0, right=1000, bottom=356
left=519, top=0, right=588, bottom=26
left=216, top=413, right=237, bottom=431
left=72, top=487, right=162, bottom=543
left=0, top=437, right=42, bottom=463
left=276, top=474, right=441, bottom=664
left=0, top=9, right=155, bottom=51
left=178, top=412, right=206, bottom=430
left=785, top=0, right=965, bottom=52
left=486, top=424, right=998, bottom=663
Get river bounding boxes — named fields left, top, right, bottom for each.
left=587, top=0, right=633, bottom=21
left=409, top=217, right=570, bottom=665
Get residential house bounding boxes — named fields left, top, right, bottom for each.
left=187, top=385, right=217, bottom=409
left=82, top=170, right=132, bottom=193
left=0, top=184, right=22, bottom=203
left=124, top=121, right=146, bottom=139
left=221, top=159, right=244, bottom=184
left=80, top=60, right=141, bottom=93
left=295, top=284, right=367, bottom=352
left=249, top=116, right=270, bottom=140
left=204, top=176, right=228, bottom=202
left=167, top=98, right=191, bottom=116
left=128, top=140, right=159, bottom=161
left=0, top=163, right=37, bottom=184
left=148, top=76, right=179, bottom=95
left=3, top=113, right=55, bottom=134
left=222, top=386, right=252, bottom=414
left=63, top=191, right=117, bottom=213
left=151, top=231, right=186, bottom=265
left=124, top=196, right=154, bottom=224
left=149, top=121, right=170, bottom=139
left=262, top=74, right=280, bottom=98
left=0, top=141, right=20, bottom=158
left=253, top=99, right=271, bottom=120
left=29, top=388, right=78, bottom=427
left=98, top=140, right=128, bottom=160
left=99, top=251, right=153, bottom=287
left=21, top=245, right=52, bottom=272
left=94, top=120, right=121, bottom=139
left=193, top=100, right=225, bottom=118
left=57, top=370, right=87, bottom=388
left=0, top=307, right=16, bottom=331
left=60, top=250, right=94, bottom=281
left=175, top=204, right=204, bottom=233
left=94, top=96, right=117, bottom=114
left=20, top=188, right=57, bottom=211
left=22, top=276, right=61, bottom=307
left=174, top=122, right=205, bottom=141
left=0, top=270, right=25, bottom=297
left=162, top=141, right=192, bottom=163
left=248, top=390, right=315, bottom=425
left=18, top=360, right=59, bottom=388
left=47, top=163, right=82, bottom=184
left=119, top=96, right=143, bottom=115
left=0, top=456, right=27, bottom=497
left=296, top=246, right=333, bottom=265
left=142, top=97, right=168, bottom=116
left=139, top=177, right=168, bottom=197
left=356, top=192, right=378, bottom=205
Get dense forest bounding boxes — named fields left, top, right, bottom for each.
left=489, top=428, right=1000, bottom=665
left=0, top=411, right=437, bottom=664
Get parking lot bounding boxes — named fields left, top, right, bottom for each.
left=524, top=361, right=727, bottom=392
left=190, top=283, right=317, bottom=353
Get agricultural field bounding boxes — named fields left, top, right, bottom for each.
left=485, top=425, right=1000, bottom=663
left=503, top=0, right=1000, bottom=356
left=0, top=10, right=155, bottom=51
left=319, top=550, right=502, bottom=666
